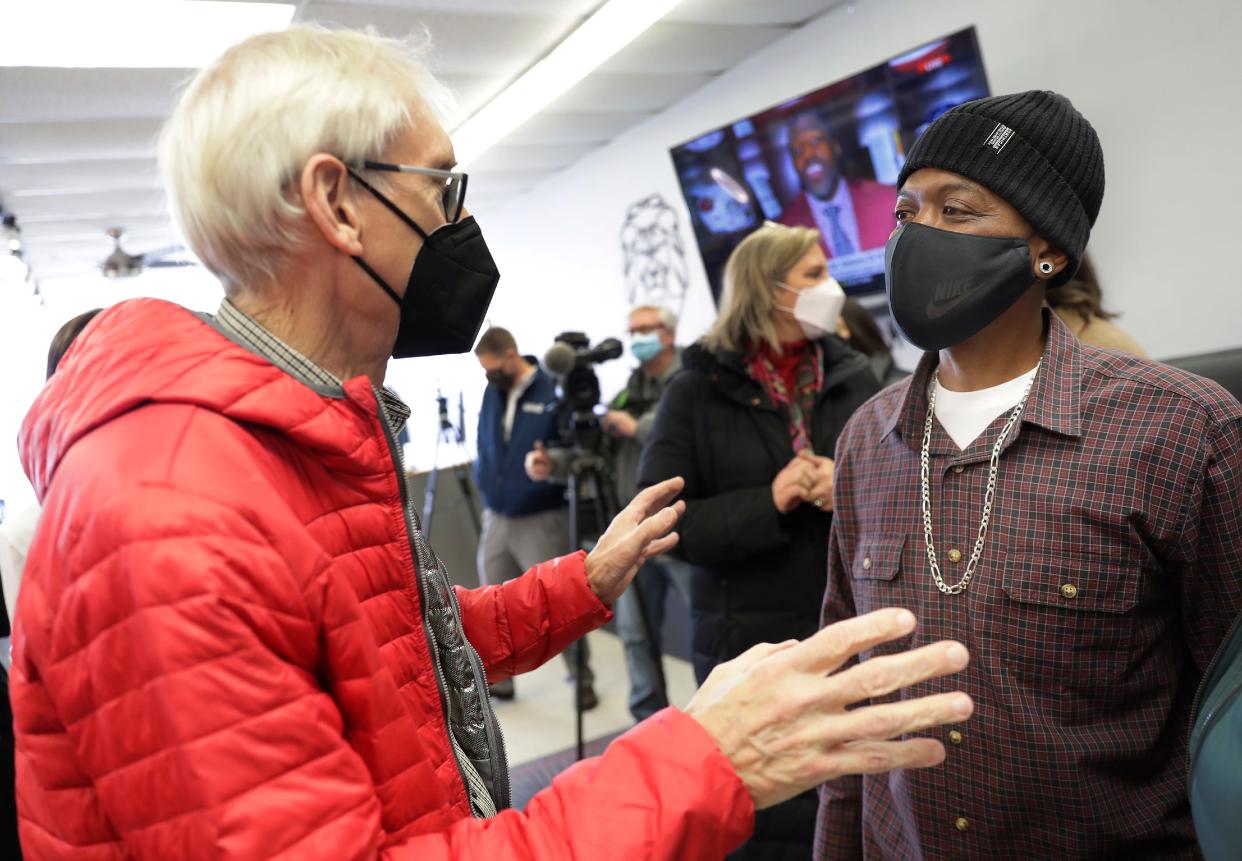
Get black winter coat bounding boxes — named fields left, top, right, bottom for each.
left=639, top=336, right=880, bottom=683
left=639, top=336, right=879, bottom=861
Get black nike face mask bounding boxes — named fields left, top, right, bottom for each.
left=346, top=167, right=500, bottom=359
left=885, top=221, right=1036, bottom=352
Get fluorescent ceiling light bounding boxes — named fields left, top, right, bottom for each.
left=0, top=1, right=295, bottom=69
left=452, top=0, right=685, bottom=168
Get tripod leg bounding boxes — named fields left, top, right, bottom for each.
left=599, top=477, right=669, bottom=713
left=422, top=428, right=454, bottom=535
left=454, top=466, right=483, bottom=535
left=567, top=472, right=586, bottom=762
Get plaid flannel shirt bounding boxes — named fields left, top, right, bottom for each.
left=815, top=311, right=1242, bottom=860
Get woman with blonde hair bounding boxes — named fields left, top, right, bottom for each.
left=1046, top=253, right=1148, bottom=356
left=638, top=222, right=880, bottom=860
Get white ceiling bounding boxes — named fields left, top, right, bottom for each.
left=0, top=0, right=841, bottom=281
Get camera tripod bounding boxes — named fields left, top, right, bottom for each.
left=565, top=430, right=666, bottom=761
left=422, top=392, right=481, bottom=537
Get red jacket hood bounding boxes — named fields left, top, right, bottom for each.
left=19, top=298, right=379, bottom=502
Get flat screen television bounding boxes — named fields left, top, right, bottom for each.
left=671, top=26, right=990, bottom=305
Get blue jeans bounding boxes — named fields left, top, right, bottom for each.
left=615, top=555, right=692, bottom=721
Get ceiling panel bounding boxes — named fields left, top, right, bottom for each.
left=467, top=143, right=599, bottom=174
left=6, top=188, right=167, bottom=220
left=455, top=171, right=546, bottom=197
left=0, top=119, right=164, bottom=163
left=502, top=111, right=654, bottom=146
left=0, top=68, right=192, bottom=123
left=17, top=214, right=177, bottom=240
left=437, top=72, right=514, bottom=118
left=23, top=231, right=185, bottom=263
left=667, top=0, right=841, bottom=26
left=308, top=0, right=601, bottom=14
left=600, top=22, right=792, bottom=75
left=0, top=159, right=161, bottom=194
left=548, top=72, right=716, bottom=114
left=303, top=3, right=582, bottom=75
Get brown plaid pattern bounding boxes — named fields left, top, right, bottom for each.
left=815, top=311, right=1242, bottom=860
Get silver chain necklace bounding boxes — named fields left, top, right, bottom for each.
left=920, top=364, right=1040, bottom=595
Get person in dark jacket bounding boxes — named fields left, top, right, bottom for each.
left=837, top=298, right=906, bottom=387
left=474, top=326, right=595, bottom=705
left=639, top=222, right=880, bottom=860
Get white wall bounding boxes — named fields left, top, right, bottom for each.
left=480, top=0, right=1242, bottom=380
left=0, top=266, right=225, bottom=510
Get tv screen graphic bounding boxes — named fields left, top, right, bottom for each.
left=671, top=27, right=990, bottom=305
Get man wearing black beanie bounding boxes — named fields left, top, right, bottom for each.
left=816, top=90, right=1242, bottom=859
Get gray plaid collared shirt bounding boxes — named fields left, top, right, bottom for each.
left=215, top=298, right=411, bottom=435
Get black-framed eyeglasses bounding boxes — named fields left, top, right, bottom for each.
left=353, top=159, right=469, bottom=224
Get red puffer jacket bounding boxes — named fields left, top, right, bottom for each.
left=12, top=299, right=753, bottom=859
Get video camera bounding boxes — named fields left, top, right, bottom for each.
left=543, top=332, right=622, bottom=413
left=543, top=332, right=623, bottom=451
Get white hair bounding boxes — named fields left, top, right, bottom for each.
left=629, top=304, right=677, bottom=332
left=159, top=25, right=455, bottom=289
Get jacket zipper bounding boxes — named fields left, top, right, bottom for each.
left=443, top=563, right=513, bottom=809
left=390, top=426, right=511, bottom=809
left=376, top=405, right=496, bottom=815
left=1187, top=609, right=1242, bottom=772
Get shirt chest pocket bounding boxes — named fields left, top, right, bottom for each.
left=998, top=553, right=1142, bottom=690
left=849, top=536, right=908, bottom=612
left=848, top=537, right=913, bottom=660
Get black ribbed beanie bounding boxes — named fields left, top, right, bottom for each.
left=897, top=90, right=1104, bottom=285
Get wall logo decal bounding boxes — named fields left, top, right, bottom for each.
left=620, top=194, right=689, bottom=315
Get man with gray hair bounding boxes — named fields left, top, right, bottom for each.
left=603, top=305, right=692, bottom=722
left=10, top=26, right=974, bottom=860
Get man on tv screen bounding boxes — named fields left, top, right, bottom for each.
left=780, top=112, right=896, bottom=261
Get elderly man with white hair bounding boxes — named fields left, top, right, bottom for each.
left=10, top=27, right=974, bottom=860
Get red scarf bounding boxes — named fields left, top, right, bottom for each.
left=746, top=339, right=824, bottom=453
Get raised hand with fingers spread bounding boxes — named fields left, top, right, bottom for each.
left=585, top=476, right=685, bottom=605
left=687, top=608, right=973, bottom=810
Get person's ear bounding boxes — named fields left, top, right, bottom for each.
left=1030, top=236, right=1069, bottom=281
left=301, top=154, right=364, bottom=257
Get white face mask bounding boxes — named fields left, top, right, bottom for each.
left=775, top=277, right=846, bottom=340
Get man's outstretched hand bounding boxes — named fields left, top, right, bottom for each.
left=584, top=476, right=684, bottom=605
left=686, top=608, right=973, bottom=810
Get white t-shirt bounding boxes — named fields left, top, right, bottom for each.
left=0, top=501, right=41, bottom=671
left=934, top=365, right=1039, bottom=450
left=503, top=365, right=538, bottom=442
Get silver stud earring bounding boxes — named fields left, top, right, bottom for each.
left=1039, top=261, right=1055, bottom=275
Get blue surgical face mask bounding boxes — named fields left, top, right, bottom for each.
left=630, top=332, right=664, bottom=363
